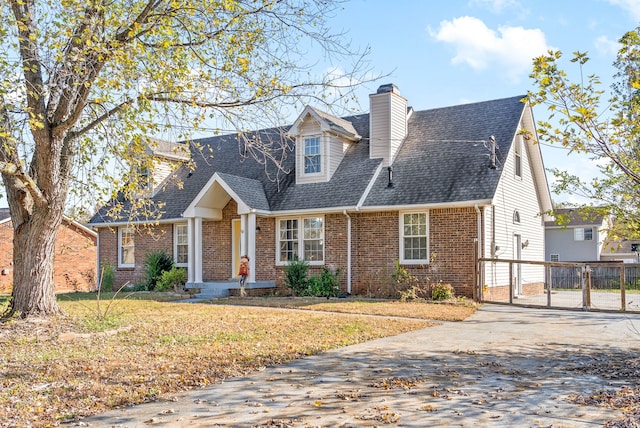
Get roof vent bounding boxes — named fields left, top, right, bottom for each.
left=376, top=83, right=400, bottom=95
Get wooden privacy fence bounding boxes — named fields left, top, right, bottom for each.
left=477, top=258, right=640, bottom=312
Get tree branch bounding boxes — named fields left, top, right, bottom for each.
left=10, top=0, right=48, bottom=136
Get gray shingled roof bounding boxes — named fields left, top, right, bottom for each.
left=307, top=106, right=360, bottom=139
left=545, top=208, right=607, bottom=227
left=89, top=95, right=526, bottom=224
left=216, top=172, right=270, bottom=211
left=363, top=95, right=525, bottom=207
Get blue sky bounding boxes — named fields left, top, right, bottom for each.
left=325, top=0, right=640, bottom=204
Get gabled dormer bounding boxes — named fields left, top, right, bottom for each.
left=288, top=106, right=361, bottom=184
left=142, top=138, right=190, bottom=196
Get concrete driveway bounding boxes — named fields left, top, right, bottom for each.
left=81, top=304, right=639, bottom=427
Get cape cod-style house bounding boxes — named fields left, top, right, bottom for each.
left=89, top=84, right=553, bottom=299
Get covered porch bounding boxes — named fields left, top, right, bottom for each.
left=182, top=172, right=271, bottom=290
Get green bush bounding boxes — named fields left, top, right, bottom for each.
left=431, top=282, right=454, bottom=301
left=283, top=258, right=309, bottom=296
left=156, top=267, right=187, bottom=292
left=307, top=267, right=341, bottom=298
left=143, top=250, right=175, bottom=291
left=100, top=261, right=115, bottom=292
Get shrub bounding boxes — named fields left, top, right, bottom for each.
left=283, top=258, right=309, bottom=296
left=431, top=282, right=454, bottom=301
left=143, top=250, right=175, bottom=291
left=100, top=262, right=115, bottom=292
left=156, top=267, right=187, bottom=292
left=307, top=267, right=341, bottom=298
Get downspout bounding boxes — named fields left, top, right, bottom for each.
left=94, top=228, right=100, bottom=291
left=474, top=204, right=482, bottom=300
left=343, top=210, right=352, bottom=294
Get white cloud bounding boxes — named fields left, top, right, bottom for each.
left=594, top=35, right=620, bottom=57
left=608, top=0, right=640, bottom=21
left=430, top=16, right=552, bottom=82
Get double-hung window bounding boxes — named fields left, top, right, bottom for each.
left=400, top=212, right=428, bottom=263
left=304, top=137, right=321, bottom=174
left=574, top=227, right=593, bottom=241
left=118, top=227, right=135, bottom=268
left=174, top=223, right=188, bottom=266
left=278, top=216, right=324, bottom=263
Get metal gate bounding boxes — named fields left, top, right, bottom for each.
left=477, top=258, right=640, bottom=313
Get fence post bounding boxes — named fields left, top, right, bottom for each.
left=546, top=265, right=551, bottom=307
left=620, top=265, right=626, bottom=312
left=582, top=265, right=591, bottom=311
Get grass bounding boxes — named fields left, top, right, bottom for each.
left=0, top=292, right=475, bottom=427
left=213, top=296, right=477, bottom=321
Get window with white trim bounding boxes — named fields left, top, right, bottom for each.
left=118, top=227, right=135, bottom=267
left=304, top=137, right=321, bottom=174
left=550, top=254, right=559, bottom=262
left=400, top=212, right=429, bottom=263
left=278, top=216, right=324, bottom=263
left=174, top=223, right=188, bottom=266
left=574, top=227, right=593, bottom=241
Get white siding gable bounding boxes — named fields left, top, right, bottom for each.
left=483, top=105, right=551, bottom=292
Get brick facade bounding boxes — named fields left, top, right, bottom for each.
left=98, top=223, right=173, bottom=287
left=0, top=219, right=97, bottom=294
left=97, top=203, right=480, bottom=298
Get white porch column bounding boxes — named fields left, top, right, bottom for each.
left=240, top=214, right=248, bottom=258
left=187, top=217, right=195, bottom=284
left=194, top=216, right=203, bottom=284
left=247, top=212, right=257, bottom=283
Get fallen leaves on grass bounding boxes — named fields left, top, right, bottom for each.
left=0, top=297, right=435, bottom=427
left=214, top=297, right=477, bottom=321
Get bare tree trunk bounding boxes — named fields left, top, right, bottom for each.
left=8, top=205, right=63, bottom=317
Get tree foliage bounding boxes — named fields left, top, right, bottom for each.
left=527, top=26, right=640, bottom=239
left=0, top=0, right=374, bottom=318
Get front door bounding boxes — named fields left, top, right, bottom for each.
left=232, top=219, right=241, bottom=279
left=513, top=234, right=522, bottom=296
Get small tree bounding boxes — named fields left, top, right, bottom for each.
left=527, top=26, right=640, bottom=238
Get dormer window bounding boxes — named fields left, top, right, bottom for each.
left=304, top=137, right=321, bottom=174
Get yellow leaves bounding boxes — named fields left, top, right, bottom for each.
left=238, top=57, right=250, bottom=73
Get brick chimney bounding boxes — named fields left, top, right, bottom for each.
left=369, top=84, right=408, bottom=166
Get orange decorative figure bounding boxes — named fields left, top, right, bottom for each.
left=238, top=255, right=250, bottom=297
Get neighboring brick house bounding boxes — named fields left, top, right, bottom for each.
left=89, top=84, right=552, bottom=299
left=0, top=208, right=97, bottom=293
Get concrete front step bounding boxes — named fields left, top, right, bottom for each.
left=186, top=280, right=276, bottom=299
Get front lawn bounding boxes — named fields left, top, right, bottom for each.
left=0, top=293, right=474, bottom=427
